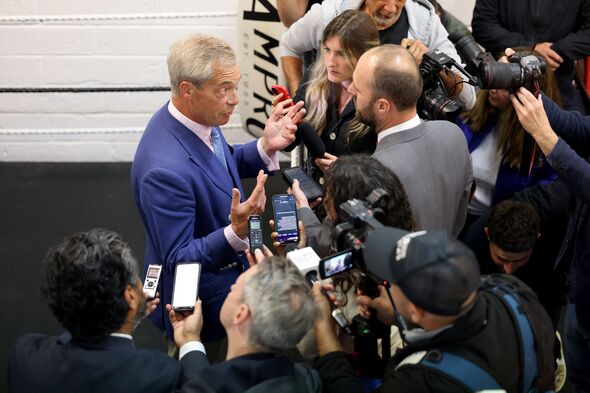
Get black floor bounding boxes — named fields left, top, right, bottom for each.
left=0, top=162, right=289, bottom=391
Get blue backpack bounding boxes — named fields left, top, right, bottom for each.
left=416, top=275, right=556, bottom=392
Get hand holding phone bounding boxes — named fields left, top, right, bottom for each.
left=271, top=194, right=300, bottom=244
left=171, top=263, right=202, bottom=312
left=271, top=85, right=293, bottom=108
left=283, top=166, right=324, bottom=201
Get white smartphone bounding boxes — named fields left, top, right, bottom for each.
left=171, top=262, right=202, bottom=311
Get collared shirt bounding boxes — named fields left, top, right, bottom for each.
left=377, top=114, right=422, bottom=143
left=168, top=101, right=279, bottom=252
left=110, top=333, right=133, bottom=340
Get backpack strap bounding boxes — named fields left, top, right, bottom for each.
left=418, top=350, right=503, bottom=392
left=491, top=287, right=539, bottom=393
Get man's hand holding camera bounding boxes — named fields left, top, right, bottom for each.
left=357, top=285, right=397, bottom=326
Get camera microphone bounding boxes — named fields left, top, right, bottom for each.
left=298, top=122, right=326, bottom=158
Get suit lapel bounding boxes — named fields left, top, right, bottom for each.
left=164, top=113, right=236, bottom=199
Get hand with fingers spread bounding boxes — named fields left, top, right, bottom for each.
left=315, top=152, right=339, bottom=174
left=510, top=87, right=558, bottom=156
left=261, top=100, right=306, bottom=155
left=245, top=246, right=274, bottom=266
left=269, top=219, right=307, bottom=256
left=230, top=170, right=268, bottom=238
left=167, top=300, right=203, bottom=347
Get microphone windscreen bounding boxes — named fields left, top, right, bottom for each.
left=298, top=122, right=326, bottom=158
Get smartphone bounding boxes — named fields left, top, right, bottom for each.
left=271, top=194, right=300, bottom=244
left=271, top=84, right=293, bottom=107
left=143, top=264, right=162, bottom=299
left=319, top=249, right=354, bottom=279
left=248, top=215, right=264, bottom=253
left=282, top=166, right=325, bottom=201
left=171, top=262, right=202, bottom=312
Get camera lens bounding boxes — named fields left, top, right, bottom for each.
left=420, top=91, right=462, bottom=121
left=479, top=62, right=523, bottom=89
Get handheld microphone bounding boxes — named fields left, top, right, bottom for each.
left=298, top=122, right=326, bottom=158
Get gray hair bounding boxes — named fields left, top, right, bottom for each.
left=242, top=256, right=319, bottom=352
left=167, top=34, right=237, bottom=95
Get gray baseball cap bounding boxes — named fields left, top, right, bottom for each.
left=362, top=227, right=481, bottom=316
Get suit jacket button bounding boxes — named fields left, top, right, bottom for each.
left=227, top=214, right=231, bottom=221
left=329, top=132, right=336, bottom=140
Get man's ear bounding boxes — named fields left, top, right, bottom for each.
left=124, top=284, right=139, bottom=311
left=376, top=98, right=391, bottom=113
left=407, top=302, right=425, bottom=325
left=233, top=303, right=251, bottom=325
left=178, top=81, right=193, bottom=97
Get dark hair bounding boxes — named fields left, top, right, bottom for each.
left=42, top=229, right=139, bottom=341
left=370, top=45, right=423, bottom=111
left=325, top=155, right=416, bottom=299
left=486, top=201, right=540, bottom=252
left=326, top=154, right=416, bottom=230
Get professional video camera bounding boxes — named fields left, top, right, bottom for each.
left=418, top=50, right=463, bottom=122
left=317, top=188, right=391, bottom=342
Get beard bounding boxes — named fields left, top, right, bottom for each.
left=356, top=102, right=377, bottom=130
left=373, top=13, right=396, bottom=28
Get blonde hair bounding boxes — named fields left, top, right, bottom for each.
left=461, top=48, right=561, bottom=168
left=168, top=34, right=237, bottom=95
left=304, top=10, right=379, bottom=140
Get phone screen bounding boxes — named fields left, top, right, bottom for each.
left=283, top=167, right=324, bottom=200
left=248, top=215, right=264, bottom=251
left=272, top=194, right=299, bottom=244
left=320, top=250, right=354, bottom=279
left=171, top=263, right=201, bottom=311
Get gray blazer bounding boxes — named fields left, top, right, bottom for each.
left=373, top=120, right=472, bottom=237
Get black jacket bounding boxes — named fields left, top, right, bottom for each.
left=315, top=292, right=523, bottom=392
left=8, top=332, right=201, bottom=393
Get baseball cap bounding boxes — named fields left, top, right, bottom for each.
left=362, top=227, right=481, bottom=316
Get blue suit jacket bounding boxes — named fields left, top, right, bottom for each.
left=131, top=103, right=268, bottom=341
left=8, top=332, right=201, bottom=393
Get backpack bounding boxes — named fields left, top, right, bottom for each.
left=417, top=274, right=556, bottom=392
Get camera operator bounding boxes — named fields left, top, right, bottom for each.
left=348, top=44, right=472, bottom=236
left=511, top=85, right=590, bottom=391
left=312, top=227, right=555, bottom=392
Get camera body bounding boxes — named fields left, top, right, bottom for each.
left=418, top=50, right=463, bottom=122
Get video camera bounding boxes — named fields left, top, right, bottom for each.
left=317, top=188, right=392, bottom=339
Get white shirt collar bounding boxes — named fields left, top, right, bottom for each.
left=167, top=100, right=212, bottom=144
left=377, top=114, right=422, bottom=143
left=110, top=333, right=133, bottom=340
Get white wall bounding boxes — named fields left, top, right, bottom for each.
left=0, top=0, right=475, bottom=162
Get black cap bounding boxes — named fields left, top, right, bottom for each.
left=363, top=227, right=480, bottom=316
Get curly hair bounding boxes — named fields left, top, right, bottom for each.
left=42, top=229, right=139, bottom=341
left=486, top=200, right=540, bottom=252
left=324, top=155, right=416, bottom=299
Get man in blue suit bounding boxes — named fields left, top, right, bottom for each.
left=8, top=229, right=203, bottom=393
left=131, top=34, right=305, bottom=354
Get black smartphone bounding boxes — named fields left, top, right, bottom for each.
left=171, top=262, right=202, bottom=312
left=271, top=194, right=300, bottom=244
left=319, top=249, right=354, bottom=279
left=282, top=166, right=324, bottom=200
left=248, top=215, right=264, bottom=253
